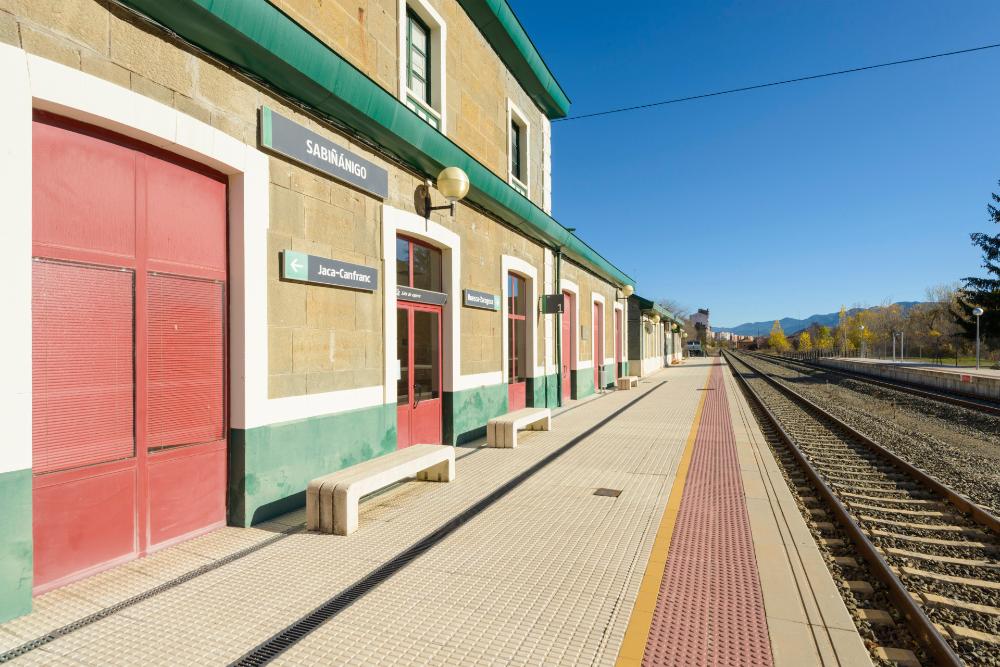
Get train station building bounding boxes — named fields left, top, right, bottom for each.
left=0, top=0, right=657, bottom=619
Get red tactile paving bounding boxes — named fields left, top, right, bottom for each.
left=642, top=362, right=773, bottom=667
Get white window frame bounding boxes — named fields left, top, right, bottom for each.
left=507, top=99, right=530, bottom=197
left=398, top=0, right=447, bottom=134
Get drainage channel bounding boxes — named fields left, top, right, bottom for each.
left=0, top=383, right=661, bottom=664
left=230, top=382, right=667, bottom=666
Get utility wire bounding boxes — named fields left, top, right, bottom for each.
left=555, top=42, right=1000, bottom=122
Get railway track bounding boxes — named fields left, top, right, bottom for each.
left=753, top=352, right=1000, bottom=417
left=724, top=350, right=1000, bottom=667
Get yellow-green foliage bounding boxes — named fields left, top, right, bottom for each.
left=768, top=320, right=791, bottom=352
left=798, top=331, right=813, bottom=352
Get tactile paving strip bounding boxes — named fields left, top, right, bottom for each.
left=642, top=362, right=773, bottom=667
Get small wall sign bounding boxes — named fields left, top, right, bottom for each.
left=539, top=294, right=564, bottom=314
left=397, top=286, right=448, bottom=305
left=463, top=289, right=499, bottom=311
left=260, top=107, right=389, bottom=199
left=281, top=250, right=378, bottom=291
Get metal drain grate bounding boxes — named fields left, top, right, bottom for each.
left=594, top=488, right=622, bottom=498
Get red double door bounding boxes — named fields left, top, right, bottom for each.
left=31, top=113, right=227, bottom=592
left=593, top=303, right=604, bottom=390
left=615, top=309, right=623, bottom=380
left=561, top=291, right=575, bottom=401
left=396, top=303, right=442, bottom=447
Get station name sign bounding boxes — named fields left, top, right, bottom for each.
left=397, top=286, right=448, bottom=305
left=260, top=106, right=389, bottom=199
left=282, top=250, right=378, bottom=291
left=463, top=289, right=499, bottom=311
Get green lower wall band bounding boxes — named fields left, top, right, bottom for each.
left=228, top=403, right=396, bottom=527
left=0, top=468, right=32, bottom=623
left=571, top=369, right=595, bottom=400
left=443, top=383, right=509, bottom=445
left=528, top=374, right=560, bottom=409
left=619, top=361, right=629, bottom=377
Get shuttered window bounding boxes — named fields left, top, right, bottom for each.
left=146, top=274, right=225, bottom=449
left=32, top=260, right=135, bottom=474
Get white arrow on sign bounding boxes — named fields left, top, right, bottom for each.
left=291, top=258, right=303, bottom=273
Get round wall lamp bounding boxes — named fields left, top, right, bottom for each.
left=424, top=166, right=470, bottom=218
left=622, top=285, right=634, bottom=298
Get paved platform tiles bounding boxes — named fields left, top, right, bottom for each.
left=617, top=358, right=871, bottom=667
left=1, top=364, right=702, bottom=666
left=832, top=356, right=1000, bottom=379
left=0, top=358, right=870, bottom=666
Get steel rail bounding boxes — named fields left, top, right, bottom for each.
left=754, top=352, right=1000, bottom=417
left=723, top=350, right=966, bottom=667
left=743, top=353, right=1000, bottom=533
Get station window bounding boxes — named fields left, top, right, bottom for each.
left=508, top=273, right=527, bottom=384
left=401, top=2, right=445, bottom=131
left=507, top=101, right=530, bottom=197
left=397, top=236, right=442, bottom=292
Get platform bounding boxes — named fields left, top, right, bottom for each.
left=821, top=356, right=1000, bottom=401
left=0, top=360, right=869, bottom=666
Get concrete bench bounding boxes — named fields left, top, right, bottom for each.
left=617, top=375, right=639, bottom=390
left=486, top=407, right=551, bottom=448
left=306, top=444, right=454, bottom=535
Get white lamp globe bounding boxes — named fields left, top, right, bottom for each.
left=437, top=167, right=470, bottom=203
left=973, top=307, right=984, bottom=317
left=622, top=285, right=634, bottom=298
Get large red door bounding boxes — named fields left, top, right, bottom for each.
left=31, top=113, right=227, bottom=592
left=561, top=291, right=574, bottom=401
left=396, top=303, right=442, bottom=447
left=593, top=303, right=604, bottom=390
left=615, top=309, right=623, bottom=380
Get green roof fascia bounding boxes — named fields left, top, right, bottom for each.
left=632, top=295, right=677, bottom=322
left=118, top=0, right=630, bottom=287
left=457, top=0, right=571, bottom=119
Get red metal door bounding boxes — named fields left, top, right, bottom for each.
left=561, top=291, right=573, bottom=400
left=31, top=113, right=227, bottom=592
left=593, top=303, right=603, bottom=390
left=615, top=309, right=623, bottom=380
left=397, top=304, right=442, bottom=447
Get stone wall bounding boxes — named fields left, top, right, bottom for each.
left=271, top=0, right=548, bottom=209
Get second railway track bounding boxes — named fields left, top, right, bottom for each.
left=725, top=350, right=1000, bottom=666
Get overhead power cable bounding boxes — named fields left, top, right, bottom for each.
left=554, top=42, right=1000, bottom=122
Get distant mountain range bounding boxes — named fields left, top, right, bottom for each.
left=716, top=302, right=922, bottom=337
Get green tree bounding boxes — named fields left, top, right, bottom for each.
left=798, top=331, right=813, bottom=352
left=955, top=180, right=1000, bottom=343
left=768, top=320, right=790, bottom=352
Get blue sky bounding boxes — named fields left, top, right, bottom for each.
left=510, top=1, right=1000, bottom=327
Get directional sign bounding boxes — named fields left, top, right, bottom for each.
left=281, top=250, right=378, bottom=291
left=463, top=289, right=499, bottom=311
left=397, top=286, right=448, bottom=305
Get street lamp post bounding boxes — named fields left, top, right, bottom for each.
left=973, top=307, right=985, bottom=370
left=859, top=325, right=866, bottom=359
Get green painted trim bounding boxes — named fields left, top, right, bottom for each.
left=456, top=0, right=570, bottom=118
left=260, top=105, right=273, bottom=147
left=443, top=383, right=508, bottom=445
left=528, top=374, right=559, bottom=409
left=571, top=369, right=595, bottom=400
left=118, top=0, right=633, bottom=289
left=0, top=468, right=32, bottom=623
left=228, top=403, right=396, bottom=527
left=618, top=361, right=629, bottom=378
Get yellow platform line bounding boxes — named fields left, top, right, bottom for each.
left=614, top=367, right=712, bottom=667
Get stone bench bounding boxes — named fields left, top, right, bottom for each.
left=617, top=375, right=639, bottom=390
left=306, top=444, right=454, bottom=535
left=486, top=407, right=551, bottom=448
